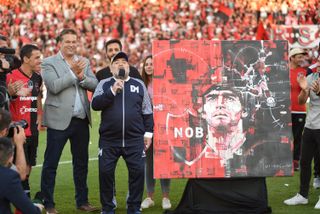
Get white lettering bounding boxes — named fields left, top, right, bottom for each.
left=185, top=127, right=193, bottom=138
left=130, top=85, right=139, bottom=93
left=19, top=106, right=38, bottom=115
left=174, top=128, right=183, bottom=138
left=154, top=104, right=164, bottom=111
left=19, top=96, right=38, bottom=101
left=174, top=127, right=204, bottom=138
left=195, top=127, right=204, bottom=138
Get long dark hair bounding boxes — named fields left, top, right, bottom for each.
left=141, top=55, right=153, bottom=87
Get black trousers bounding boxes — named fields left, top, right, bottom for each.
left=99, top=143, right=145, bottom=214
left=299, top=128, right=320, bottom=197
left=291, top=113, right=306, bottom=161
left=314, top=151, right=320, bottom=177
left=41, top=118, right=89, bottom=208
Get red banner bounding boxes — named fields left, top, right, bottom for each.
left=271, top=25, right=320, bottom=48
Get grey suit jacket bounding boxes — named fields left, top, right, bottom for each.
left=41, top=52, right=98, bottom=130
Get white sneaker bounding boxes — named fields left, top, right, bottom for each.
left=112, top=196, right=117, bottom=209
left=314, top=177, right=320, bottom=189
left=141, top=197, right=155, bottom=209
left=315, top=196, right=320, bottom=209
left=162, top=197, right=172, bottom=210
left=284, top=193, right=308, bottom=205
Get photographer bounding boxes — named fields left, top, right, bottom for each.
left=0, top=34, right=23, bottom=109
left=0, top=108, right=27, bottom=180
left=0, top=137, right=42, bottom=214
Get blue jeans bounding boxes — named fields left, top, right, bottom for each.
left=41, top=117, right=90, bottom=208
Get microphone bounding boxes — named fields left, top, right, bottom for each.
left=116, top=69, right=126, bottom=93
left=0, top=47, right=15, bottom=55
left=118, top=68, right=125, bottom=80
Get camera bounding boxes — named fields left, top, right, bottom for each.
left=0, top=47, right=21, bottom=107
left=0, top=47, right=21, bottom=73
left=7, top=119, right=28, bottom=138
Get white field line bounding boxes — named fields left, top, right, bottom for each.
left=34, top=157, right=98, bottom=168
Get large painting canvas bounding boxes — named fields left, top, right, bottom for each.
left=153, top=40, right=292, bottom=178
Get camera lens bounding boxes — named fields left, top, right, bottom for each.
left=7, top=119, right=28, bottom=138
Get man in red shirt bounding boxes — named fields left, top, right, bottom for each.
left=6, top=44, right=42, bottom=202
left=289, top=48, right=308, bottom=171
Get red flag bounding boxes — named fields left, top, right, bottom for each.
left=256, top=21, right=269, bottom=40
left=215, top=3, right=233, bottom=23
left=267, top=14, right=273, bottom=24
left=218, top=4, right=233, bottom=17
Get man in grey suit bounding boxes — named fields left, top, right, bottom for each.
left=40, top=28, right=98, bottom=214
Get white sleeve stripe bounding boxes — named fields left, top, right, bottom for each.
left=92, top=78, right=112, bottom=99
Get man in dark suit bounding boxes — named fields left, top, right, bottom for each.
left=40, top=28, right=98, bottom=214
left=95, top=39, right=141, bottom=82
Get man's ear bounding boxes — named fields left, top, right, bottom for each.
left=0, top=128, right=7, bottom=137
left=23, top=56, right=30, bottom=64
left=110, top=63, right=117, bottom=75
left=7, top=155, right=13, bottom=166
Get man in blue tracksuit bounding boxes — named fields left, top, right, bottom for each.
left=92, top=52, right=153, bottom=214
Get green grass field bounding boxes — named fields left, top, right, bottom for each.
left=28, top=111, right=320, bottom=213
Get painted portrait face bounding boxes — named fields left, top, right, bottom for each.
left=203, top=89, right=244, bottom=131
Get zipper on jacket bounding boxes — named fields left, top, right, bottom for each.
left=122, top=82, right=125, bottom=147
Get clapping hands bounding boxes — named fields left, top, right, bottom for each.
left=70, top=56, right=86, bottom=80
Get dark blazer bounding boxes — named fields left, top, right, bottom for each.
left=0, top=166, right=41, bottom=214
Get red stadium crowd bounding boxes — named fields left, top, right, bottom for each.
left=0, top=0, right=320, bottom=213
left=0, top=0, right=319, bottom=72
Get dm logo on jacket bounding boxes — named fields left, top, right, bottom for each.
left=130, top=85, right=139, bottom=93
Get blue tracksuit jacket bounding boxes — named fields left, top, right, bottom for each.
left=91, top=77, right=153, bottom=147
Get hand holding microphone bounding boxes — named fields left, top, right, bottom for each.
left=112, top=68, right=127, bottom=93
left=112, top=79, right=124, bottom=94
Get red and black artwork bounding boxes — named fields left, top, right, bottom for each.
left=153, top=40, right=292, bottom=179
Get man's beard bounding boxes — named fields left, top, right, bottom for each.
left=215, top=124, right=228, bottom=133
